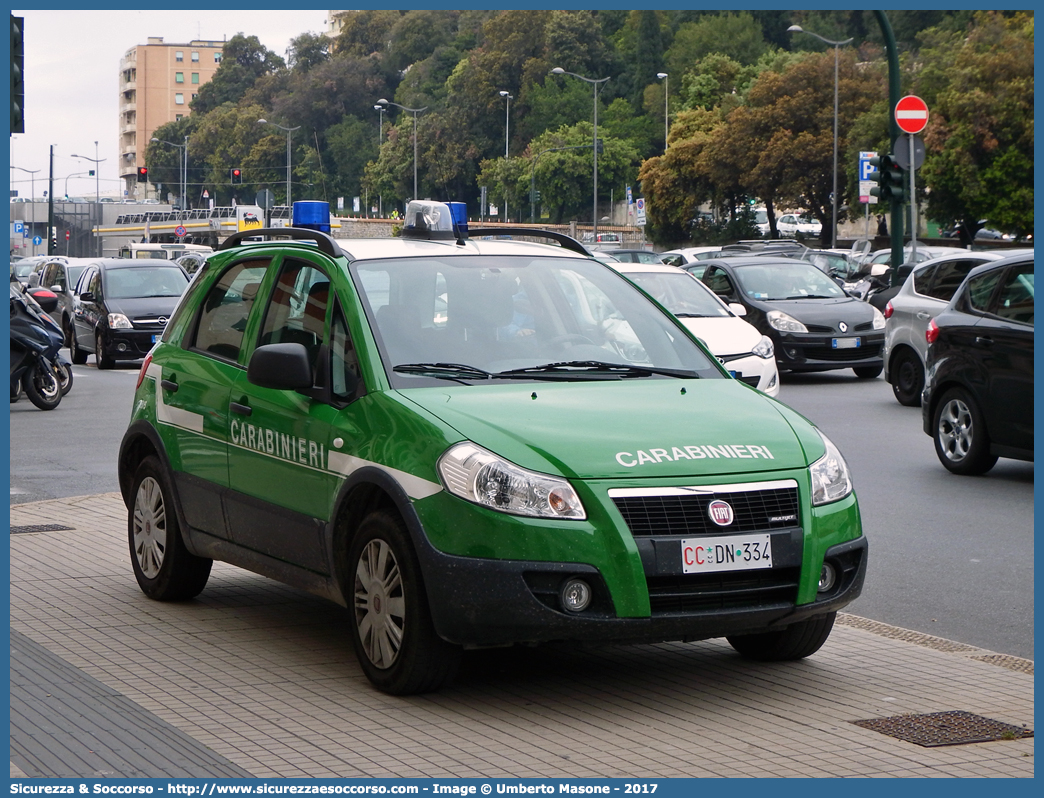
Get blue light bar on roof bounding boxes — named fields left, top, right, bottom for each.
left=401, top=200, right=467, bottom=240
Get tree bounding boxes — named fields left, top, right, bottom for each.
left=287, top=32, right=330, bottom=73
left=190, top=35, right=285, bottom=116
left=915, top=12, right=1033, bottom=239
left=665, top=12, right=768, bottom=75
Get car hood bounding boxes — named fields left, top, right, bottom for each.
left=759, top=296, right=878, bottom=328
left=104, top=295, right=182, bottom=319
left=678, top=316, right=763, bottom=356
left=400, top=379, right=820, bottom=481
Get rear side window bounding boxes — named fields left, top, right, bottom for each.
left=192, top=259, right=269, bottom=361
left=927, top=259, right=980, bottom=301
left=912, top=264, right=937, bottom=295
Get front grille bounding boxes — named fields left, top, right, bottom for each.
left=737, top=375, right=761, bottom=388
left=646, top=568, right=800, bottom=613
left=132, top=317, right=168, bottom=331
left=611, top=482, right=799, bottom=537
left=803, top=343, right=882, bottom=361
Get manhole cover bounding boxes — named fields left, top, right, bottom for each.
left=10, top=524, right=74, bottom=534
left=853, top=710, right=1033, bottom=747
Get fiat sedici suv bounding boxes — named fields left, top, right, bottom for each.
left=119, top=200, right=867, bottom=695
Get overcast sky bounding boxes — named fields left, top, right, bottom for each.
left=9, top=9, right=331, bottom=199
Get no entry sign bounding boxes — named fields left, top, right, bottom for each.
left=895, top=95, right=929, bottom=134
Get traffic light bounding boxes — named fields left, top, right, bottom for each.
left=11, top=15, right=25, bottom=134
left=533, top=189, right=541, bottom=203
left=869, top=154, right=906, bottom=203
left=230, top=168, right=242, bottom=184
left=137, top=166, right=149, bottom=183
left=595, top=138, right=604, bottom=155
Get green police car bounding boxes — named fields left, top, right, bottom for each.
left=119, top=200, right=867, bottom=695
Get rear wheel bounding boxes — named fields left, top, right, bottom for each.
left=727, top=612, right=836, bottom=661
left=21, top=363, right=62, bottom=410
left=347, top=510, right=461, bottom=695
left=55, top=359, right=73, bottom=396
left=129, top=456, right=212, bottom=600
left=933, top=387, right=997, bottom=475
left=890, top=348, right=924, bottom=406
left=853, top=364, right=883, bottom=379
left=95, top=330, right=114, bottom=370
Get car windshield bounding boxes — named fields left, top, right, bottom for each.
left=12, top=263, right=33, bottom=278
left=734, top=262, right=847, bottom=301
left=624, top=271, right=731, bottom=318
left=351, top=254, right=724, bottom=386
left=104, top=266, right=188, bottom=299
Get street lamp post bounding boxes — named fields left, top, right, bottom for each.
left=149, top=136, right=187, bottom=215
left=656, top=72, right=669, bottom=151
left=788, top=25, right=854, bottom=249
left=551, top=68, right=610, bottom=241
left=373, top=105, right=386, bottom=217
left=71, top=141, right=105, bottom=203
left=11, top=165, right=40, bottom=254
left=377, top=99, right=427, bottom=203
left=257, top=119, right=302, bottom=207
left=499, top=90, right=513, bottom=222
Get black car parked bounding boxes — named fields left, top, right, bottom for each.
left=922, top=254, right=1033, bottom=475
left=70, top=259, right=189, bottom=369
left=696, top=256, right=886, bottom=377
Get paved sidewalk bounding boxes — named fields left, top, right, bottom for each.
left=9, top=494, right=1035, bottom=779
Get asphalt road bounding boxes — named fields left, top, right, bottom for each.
left=8, top=358, right=1034, bottom=659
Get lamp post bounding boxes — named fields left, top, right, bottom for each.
left=257, top=119, right=301, bottom=207
left=656, top=72, right=669, bottom=151
left=71, top=141, right=105, bottom=203
left=11, top=165, right=40, bottom=254
left=788, top=25, right=854, bottom=249
left=149, top=136, right=187, bottom=214
left=377, top=99, right=427, bottom=202
left=551, top=67, right=610, bottom=241
left=499, top=90, right=513, bottom=222
left=373, top=105, right=386, bottom=217
left=64, top=172, right=91, bottom=200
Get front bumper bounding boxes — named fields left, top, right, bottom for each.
left=773, top=331, right=884, bottom=373
left=101, top=328, right=163, bottom=360
left=720, top=352, right=780, bottom=397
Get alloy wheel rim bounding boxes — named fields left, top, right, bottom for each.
left=353, top=539, right=405, bottom=669
left=133, top=476, right=167, bottom=578
left=938, top=398, right=973, bottom=462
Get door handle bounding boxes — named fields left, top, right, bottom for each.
left=916, top=311, right=931, bottom=320
left=160, top=379, right=178, bottom=392
left=974, top=336, right=994, bottom=346
left=230, top=401, right=252, bottom=416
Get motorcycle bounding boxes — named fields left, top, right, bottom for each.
left=10, top=280, right=67, bottom=410
left=27, top=286, right=74, bottom=396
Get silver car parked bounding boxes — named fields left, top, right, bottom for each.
left=883, top=249, right=1033, bottom=405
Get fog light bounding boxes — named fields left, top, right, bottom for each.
left=116, top=342, right=128, bottom=352
left=818, top=562, right=837, bottom=593
left=560, top=578, right=592, bottom=613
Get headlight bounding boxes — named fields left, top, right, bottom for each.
left=107, top=313, right=132, bottom=329
left=752, top=335, right=775, bottom=359
left=871, top=305, right=886, bottom=330
left=437, top=442, right=586, bottom=520
left=766, top=310, right=808, bottom=333
left=809, top=432, right=853, bottom=506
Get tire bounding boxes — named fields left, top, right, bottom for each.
left=22, top=363, right=62, bottom=410
left=853, top=364, right=883, bottom=379
left=96, top=330, right=115, bottom=370
left=347, top=510, right=461, bottom=695
left=69, top=330, right=88, bottom=364
left=727, top=612, right=836, bottom=661
left=62, top=317, right=73, bottom=348
left=55, top=359, right=73, bottom=396
left=129, top=456, right=212, bottom=600
left=932, top=387, right=997, bottom=475
left=889, top=348, right=924, bottom=407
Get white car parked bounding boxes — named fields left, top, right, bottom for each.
left=612, top=262, right=780, bottom=396
left=777, top=213, right=823, bottom=237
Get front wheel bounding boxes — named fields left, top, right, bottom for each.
left=933, top=387, right=997, bottom=475
left=129, top=456, right=212, bottom=600
left=69, top=329, right=88, bottom=364
left=347, top=510, right=461, bottom=695
left=727, top=612, right=836, bottom=661
left=22, top=363, right=62, bottom=410
left=96, top=330, right=115, bottom=370
left=889, top=348, right=923, bottom=406
left=55, top=359, right=73, bottom=396
left=853, top=364, right=883, bottom=379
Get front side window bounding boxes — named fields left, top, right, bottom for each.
left=192, top=259, right=269, bottom=361
left=964, top=269, right=1005, bottom=314
left=259, top=260, right=330, bottom=373
left=993, top=261, right=1034, bottom=324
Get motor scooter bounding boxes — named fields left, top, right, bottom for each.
left=27, top=286, right=74, bottom=396
left=10, top=280, right=66, bottom=410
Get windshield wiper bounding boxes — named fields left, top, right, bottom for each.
left=393, top=362, right=494, bottom=381
left=496, top=360, right=699, bottom=380
left=782, top=294, right=836, bottom=300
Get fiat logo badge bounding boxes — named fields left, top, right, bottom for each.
left=838, top=321, right=848, bottom=333
left=708, top=499, right=735, bottom=526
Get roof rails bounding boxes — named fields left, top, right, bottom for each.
left=467, top=226, right=593, bottom=257
left=217, top=227, right=344, bottom=258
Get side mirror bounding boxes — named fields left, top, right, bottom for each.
left=79, top=291, right=95, bottom=302
left=247, top=343, right=313, bottom=391
left=870, top=263, right=890, bottom=277
left=49, top=284, right=64, bottom=294
left=728, top=303, right=747, bottom=317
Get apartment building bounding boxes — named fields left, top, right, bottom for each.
left=118, top=37, right=224, bottom=197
